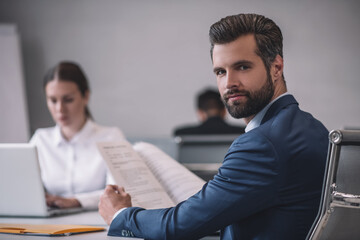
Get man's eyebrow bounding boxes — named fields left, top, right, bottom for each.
left=231, top=60, right=253, bottom=68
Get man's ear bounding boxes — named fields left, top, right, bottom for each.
left=271, top=55, right=284, bottom=82
left=220, top=108, right=227, bottom=119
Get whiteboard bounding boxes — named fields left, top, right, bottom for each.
left=0, top=24, right=29, bottom=142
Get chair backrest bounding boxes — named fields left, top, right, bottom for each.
left=307, top=129, right=360, bottom=240
left=175, top=134, right=239, bottom=181
left=128, top=137, right=178, bottom=160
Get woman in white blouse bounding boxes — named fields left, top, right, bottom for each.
left=30, top=61, right=124, bottom=210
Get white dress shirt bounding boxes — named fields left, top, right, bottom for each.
left=30, top=119, right=125, bottom=210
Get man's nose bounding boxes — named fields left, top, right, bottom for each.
left=225, top=70, right=241, bottom=89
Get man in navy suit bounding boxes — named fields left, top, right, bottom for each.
left=99, top=13, right=329, bottom=240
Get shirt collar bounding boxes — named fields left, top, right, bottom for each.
left=245, top=93, right=290, bottom=133
left=53, top=119, right=94, bottom=146
left=53, top=125, right=64, bottom=146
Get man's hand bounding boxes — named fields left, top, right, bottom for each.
left=99, top=185, right=132, bottom=225
left=45, top=194, right=81, bottom=209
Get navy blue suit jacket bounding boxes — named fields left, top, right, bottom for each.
left=109, top=95, right=329, bottom=240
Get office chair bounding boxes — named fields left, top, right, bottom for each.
left=174, top=134, right=238, bottom=181
left=307, top=129, right=360, bottom=240
left=128, top=136, right=178, bottom=160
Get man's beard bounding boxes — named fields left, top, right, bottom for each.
left=222, top=75, right=274, bottom=119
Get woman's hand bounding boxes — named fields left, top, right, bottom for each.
left=46, top=193, right=81, bottom=209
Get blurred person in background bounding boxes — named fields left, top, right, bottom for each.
left=30, top=61, right=125, bottom=210
left=173, top=88, right=245, bottom=136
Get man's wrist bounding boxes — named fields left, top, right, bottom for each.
left=111, top=207, right=128, bottom=223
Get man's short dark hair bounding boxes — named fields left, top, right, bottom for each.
left=209, top=13, right=284, bottom=78
left=197, top=88, right=224, bottom=113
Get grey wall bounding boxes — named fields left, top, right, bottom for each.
left=0, top=0, right=359, bottom=139
left=0, top=24, right=29, bottom=142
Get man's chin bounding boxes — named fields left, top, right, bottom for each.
left=227, top=107, right=246, bottom=119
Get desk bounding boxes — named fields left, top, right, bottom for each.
left=0, top=211, right=136, bottom=240
left=0, top=211, right=219, bottom=240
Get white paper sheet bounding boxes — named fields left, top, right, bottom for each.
left=97, top=141, right=174, bottom=209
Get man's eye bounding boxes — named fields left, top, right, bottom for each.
left=216, top=69, right=226, bottom=76
left=238, top=65, right=250, bottom=71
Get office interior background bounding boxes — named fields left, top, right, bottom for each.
left=0, top=0, right=359, bottom=143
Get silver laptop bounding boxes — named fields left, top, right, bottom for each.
left=0, top=143, right=83, bottom=217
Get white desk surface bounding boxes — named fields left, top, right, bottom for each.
left=0, top=211, right=219, bottom=240
left=0, top=210, right=140, bottom=240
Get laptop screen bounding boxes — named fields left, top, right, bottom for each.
left=0, top=144, right=49, bottom=217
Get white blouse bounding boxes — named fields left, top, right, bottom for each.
left=30, top=120, right=125, bottom=210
